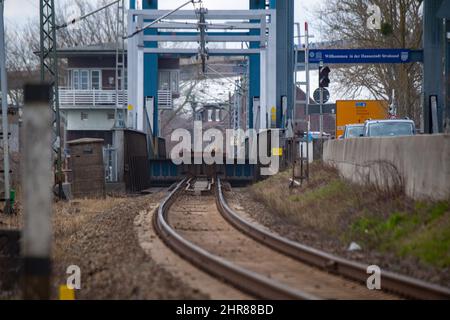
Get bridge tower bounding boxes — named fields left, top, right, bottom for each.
left=130, top=0, right=159, bottom=136
left=249, top=0, right=265, bottom=129
left=270, top=0, right=294, bottom=129
left=423, top=0, right=448, bottom=133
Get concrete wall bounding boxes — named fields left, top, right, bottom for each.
left=323, top=134, right=450, bottom=200
left=66, top=109, right=115, bottom=131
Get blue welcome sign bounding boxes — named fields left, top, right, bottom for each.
left=308, top=49, right=412, bottom=64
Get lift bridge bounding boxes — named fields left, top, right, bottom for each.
left=124, top=0, right=295, bottom=184
left=38, top=0, right=450, bottom=188
left=127, top=1, right=286, bottom=135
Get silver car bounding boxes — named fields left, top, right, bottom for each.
left=363, top=119, right=416, bottom=137
left=342, top=124, right=365, bottom=139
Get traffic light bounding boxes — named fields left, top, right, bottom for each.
left=319, top=66, right=331, bottom=88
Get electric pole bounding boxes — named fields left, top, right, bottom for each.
left=39, top=0, right=64, bottom=199
left=0, top=0, right=12, bottom=214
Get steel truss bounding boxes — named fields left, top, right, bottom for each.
left=127, top=9, right=277, bottom=132
left=39, top=0, right=63, bottom=198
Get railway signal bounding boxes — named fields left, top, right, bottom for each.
left=319, top=66, right=331, bottom=88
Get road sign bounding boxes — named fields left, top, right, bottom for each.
left=295, top=49, right=423, bottom=65
left=313, top=88, right=330, bottom=104
left=335, top=100, right=387, bottom=137
left=308, top=49, right=412, bottom=64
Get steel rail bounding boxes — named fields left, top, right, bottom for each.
left=216, top=178, right=450, bottom=300
left=153, top=179, right=319, bottom=300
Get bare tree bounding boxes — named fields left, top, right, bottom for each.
left=316, top=0, right=423, bottom=122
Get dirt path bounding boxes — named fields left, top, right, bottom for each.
left=52, top=192, right=206, bottom=299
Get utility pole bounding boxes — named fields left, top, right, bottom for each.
left=197, top=6, right=208, bottom=74
left=446, top=20, right=450, bottom=133
left=39, top=0, right=63, bottom=199
left=304, top=22, right=311, bottom=179
left=319, top=61, right=324, bottom=138
left=115, top=0, right=126, bottom=128
left=0, top=0, right=11, bottom=214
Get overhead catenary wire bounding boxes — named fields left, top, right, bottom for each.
left=56, top=0, right=120, bottom=30
left=125, top=0, right=202, bottom=39
left=206, top=64, right=245, bottom=91
left=155, top=20, right=248, bottom=30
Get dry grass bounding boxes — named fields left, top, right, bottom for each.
left=0, top=212, right=22, bottom=230
left=250, top=162, right=450, bottom=269
left=52, top=197, right=127, bottom=257
left=251, top=162, right=369, bottom=234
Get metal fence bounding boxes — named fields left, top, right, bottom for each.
left=59, top=88, right=127, bottom=106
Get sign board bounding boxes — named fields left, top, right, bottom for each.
left=272, top=148, right=283, bottom=157
left=335, top=100, right=388, bottom=137
left=313, top=88, right=330, bottom=104
left=309, top=49, right=412, bottom=64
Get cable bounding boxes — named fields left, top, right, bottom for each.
left=125, top=0, right=202, bottom=39
left=56, top=0, right=120, bottom=30
left=206, top=65, right=245, bottom=90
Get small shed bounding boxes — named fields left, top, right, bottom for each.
left=67, top=138, right=106, bottom=199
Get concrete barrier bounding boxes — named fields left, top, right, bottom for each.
left=323, top=134, right=450, bottom=201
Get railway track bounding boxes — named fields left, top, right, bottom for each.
left=154, top=178, right=450, bottom=300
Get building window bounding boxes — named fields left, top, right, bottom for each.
left=70, top=69, right=102, bottom=90
left=91, top=70, right=101, bottom=90
left=73, top=70, right=80, bottom=89
left=158, top=70, right=179, bottom=94
left=216, top=109, right=221, bottom=122
left=159, top=70, right=170, bottom=91
left=80, top=70, right=89, bottom=90
left=171, top=71, right=178, bottom=93
left=81, top=112, right=88, bottom=120
left=66, top=70, right=73, bottom=88
left=107, top=112, right=115, bottom=120
left=208, top=109, right=213, bottom=122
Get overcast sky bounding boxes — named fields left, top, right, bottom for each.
left=4, top=0, right=323, bottom=38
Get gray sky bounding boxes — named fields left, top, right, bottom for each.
left=4, top=0, right=322, bottom=37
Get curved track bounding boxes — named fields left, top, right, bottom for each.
left=154, top=178, right=450, bottom=300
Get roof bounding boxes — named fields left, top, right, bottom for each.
left=57, top=43, right=127, bottom=57
left=67, top=138, right=105, bottom=145
left=345, top=124, right=365, bottom=127
left=364, top=119, right=415, bottom=124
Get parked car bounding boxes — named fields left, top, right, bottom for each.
left=340, top=124, right=365, bottom=139
left=309, top=132, right=332, bottom=140
left=362, top=119, right=416, bottom=137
